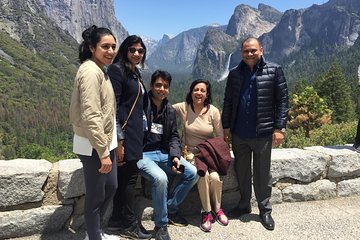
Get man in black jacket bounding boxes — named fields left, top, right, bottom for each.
left=221, top=37, right=288, bottom=231
left=137, top=70, right=198, bottom=240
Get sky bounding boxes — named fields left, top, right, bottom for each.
left=114, top=0, right=329, bottom=40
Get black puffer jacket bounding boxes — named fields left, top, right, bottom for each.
left=221, top=56, right=288, bottom=136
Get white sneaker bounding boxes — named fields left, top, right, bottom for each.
left=101, top=232, right=120, bottom=240
left=84, top=232, right=119, bottom=240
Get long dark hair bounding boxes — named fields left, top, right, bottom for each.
left=113, top=35, right=146, bottom=76
left=185, top=79, right=212, bottom=107
left=78, top=25, right=115, bottom=63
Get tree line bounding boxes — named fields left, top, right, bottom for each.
left=1, top=33, right=359, bottom=161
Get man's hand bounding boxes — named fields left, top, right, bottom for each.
left=171, top=157, right=182, bottom=174
left=116, top=140, right=125, bottom=167
left=272, top=130, right=285, bottom=147
left=98, top=155, right=112, bottom=174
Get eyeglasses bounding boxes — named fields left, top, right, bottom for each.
left=128, top=47, right=146, bottom=54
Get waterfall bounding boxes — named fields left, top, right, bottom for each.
left=217, top=53, right=232, bottom=82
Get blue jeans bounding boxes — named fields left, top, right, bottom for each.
left=137, top=150, right=198, bottom=227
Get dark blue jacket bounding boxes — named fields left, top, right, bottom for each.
left=108, top=62, right=148, bottom=161
left=222, top=56, right=288, bottom=136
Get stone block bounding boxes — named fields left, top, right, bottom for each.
left=282, top=179, right=336, bottom=202
left=305, top=145, right=360, bottom=179
left=0, top=159, right=52, bottom=207
left=0, top=205, right=72, bottom=239
left=337, top=178, right=360, bottom=197
left=58, top=159, right=85, bottom=199
left=271, top=148, right=329, bottom=183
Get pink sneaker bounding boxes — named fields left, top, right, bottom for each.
left=200, top=212, right=213, bottom=232
left=215, top=209, right=229, bottom=226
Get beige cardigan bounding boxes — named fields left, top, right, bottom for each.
left=69, top=60, right=116, bottom=158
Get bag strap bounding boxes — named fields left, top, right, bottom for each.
left=121, top=76, right=141, bottom=129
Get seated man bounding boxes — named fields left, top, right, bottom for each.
left=137, top=70, right=198, bottom=240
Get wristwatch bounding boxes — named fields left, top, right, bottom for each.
left=278, top=128, right=286, bottom=133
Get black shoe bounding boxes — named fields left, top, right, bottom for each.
left=353, top=144, right=360, bottom=153
left=227, top=206, right=251, bottom=218
left=260, top=213, right=275, bottom=231
left=168, top=212, right=188, bottom=227
left=154, top=226, right=171, bottom=240
left=120, top=223, right=152, bottom=239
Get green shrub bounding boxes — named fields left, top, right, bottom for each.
left=282, top=121, right=356, bottom=148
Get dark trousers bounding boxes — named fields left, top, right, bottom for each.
left=232, top=134, right=273, bottom=215
left=355, top=119, right=360, bottom=145
left=79, top=150, right=117, bottom=240
left=110, top=160, right=139, bottom=228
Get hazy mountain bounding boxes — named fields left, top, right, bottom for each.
left=141, top=34, right=172, bottom=57
left=192, top=4, right=282, bottom=81
left=260, top=0, right=360, bottom=62
left=146, top=25, right=225, bottom=75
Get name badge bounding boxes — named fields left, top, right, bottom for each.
left=151, top=123, right=163, bottom=134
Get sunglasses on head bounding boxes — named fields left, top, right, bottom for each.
left=128, top=47, right=145, bottom=54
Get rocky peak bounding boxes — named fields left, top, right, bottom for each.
left=260, top=0, right=360, bottom=62
left=158, top=34, right=171, bottom=46
left=226, top=4, right=281, bottom=40
left=37, top=0, right=128, bottom=43
left=192, top=4, right=282, bottom=81
left=147, top=26, right=211, bottom=74
left=140, top=36, right=158, bottom=57
left=192, top=28, right=238, bottom=81
left=258, top=3, right=283, bottom=24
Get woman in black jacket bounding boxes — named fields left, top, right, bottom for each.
left=107, top=35, right=151, bottom=239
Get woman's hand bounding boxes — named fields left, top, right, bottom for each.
left=224, top=128, right=231, bottom=144
left=98, top=155, right=112, bottom=174
left=116, top=141, right=125, bottom=166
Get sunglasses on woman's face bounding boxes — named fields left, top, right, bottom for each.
left=128, top=47, right=146, bottom=54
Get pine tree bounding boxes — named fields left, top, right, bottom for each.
left=314, top=63, right=356, bottom=123
left=288, top=86, right=332, bottom=137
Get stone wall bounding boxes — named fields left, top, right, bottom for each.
left=1, top=145, right=360, bottom=239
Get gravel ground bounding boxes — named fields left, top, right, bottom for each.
left=8, top=196, right=360, bottom=240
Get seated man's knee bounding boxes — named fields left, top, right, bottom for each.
left=153, top=171, right=168, bottom=187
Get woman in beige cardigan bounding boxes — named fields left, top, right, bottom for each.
left=173, top=79, right=229, bottom=232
